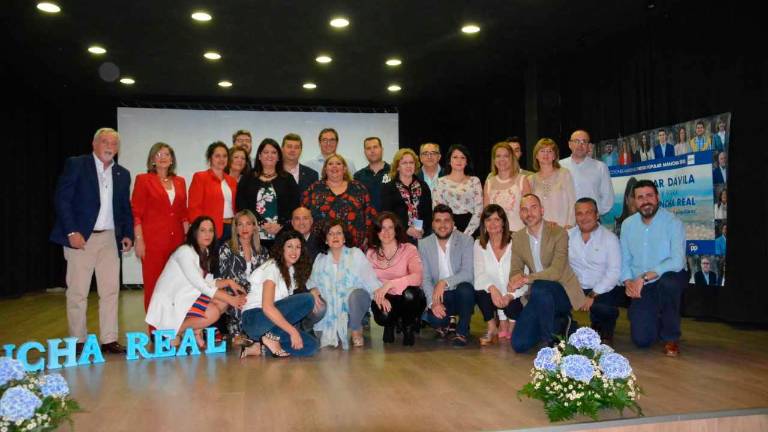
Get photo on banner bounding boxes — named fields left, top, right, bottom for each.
left=597, top=112, right=730, bottom=287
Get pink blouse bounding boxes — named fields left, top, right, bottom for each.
left=366, top=243, right=423, bottom=295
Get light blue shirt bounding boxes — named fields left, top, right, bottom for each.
left=527, top=224, right=544, bottom=273
left=715, top=235, right=726, bottom=256
left=620, top=207, right=685, bottom=283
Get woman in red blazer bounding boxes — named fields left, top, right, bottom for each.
left=188, top=141, right=238, bottom=243
left=132, top=143, right=189, bottom=314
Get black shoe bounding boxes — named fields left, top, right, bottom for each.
left=402, top=327, right=415, bottom=346
left=101, top=342, right=127, bottom=354
left=451, top=334, right=468, bottom=347
left=383, top=325, right=395, bottom=343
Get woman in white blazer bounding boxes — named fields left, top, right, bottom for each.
left=473, top=205, right=524, bottom=345
left=146, top=216, right=246, bottom=347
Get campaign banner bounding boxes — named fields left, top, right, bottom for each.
left=602, top=152, right=715, bottom=255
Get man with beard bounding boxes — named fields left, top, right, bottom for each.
left=508, top=194, right=586, bottom=353
left=418, top=204, right=475, bottom=347
left=620, top=180, right=687, bottom=356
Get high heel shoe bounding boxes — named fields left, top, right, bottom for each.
left=261, top=332, right=290, bottom=358
left=479, top=332, right=499, bottom=346
left=239, top=342, right=262, bottom=359
left=383, top=325, right=395, bottom=343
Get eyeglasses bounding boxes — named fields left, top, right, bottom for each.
left=570, top=139, right=590, bottom=145
left=420, top=151, right=440, bottom=157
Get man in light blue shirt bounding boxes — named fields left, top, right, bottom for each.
left=620, top=180, right=687, bottom=357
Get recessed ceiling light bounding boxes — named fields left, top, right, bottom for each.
left=303, top=82, right=317, bottom=90
left=387, top=84, right=402, bottom=92
left=218, top=80, right=233, bottom=88
left=385, top=58, right=402, bottom=67
left=120, top=77, right=135, bottom=85
left=315, top=55, right=332, bottom=64
left=204, top=51, right=221, bottom=60
left=36, top=2, right=61, bottom=13
left=330, top=17, right=349, bottom=28
left=191, top=11, right=212, bottom=22
left=88, top=45, right=107, bottom=55
left=461, top=24, right=481, bottom=34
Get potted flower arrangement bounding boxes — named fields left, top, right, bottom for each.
left=518, top=327, right=643, bottom=422
left=0, top=357, right=80, bottom=431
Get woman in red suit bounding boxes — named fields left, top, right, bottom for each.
left=188, top=141, right=238, bottom=243
left=132, top=142, right=189, bottom=315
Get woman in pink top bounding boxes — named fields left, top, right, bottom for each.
left=367, top=212, right=426, bottom=346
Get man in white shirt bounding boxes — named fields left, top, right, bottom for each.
left=50, top=128, right=134, bottom=355
left=560, top=130, right=615, bottom=216
left=418, top=204, right=475, bottom=347
left=568, top=198, right=622, bottom=345
left=305, top=128, right=356, bottom=174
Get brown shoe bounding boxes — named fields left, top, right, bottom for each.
left=663, top=341, right=680, bottom=357
left=101, top=342, right=127, bottom=354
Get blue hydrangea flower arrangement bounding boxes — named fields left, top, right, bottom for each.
left=518, top=328, right=643, bottom=422
left=0, top=358, right=80, bottom=431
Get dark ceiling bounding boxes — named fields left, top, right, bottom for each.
left=2, top=0, right=670, bottom=104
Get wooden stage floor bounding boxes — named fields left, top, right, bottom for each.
left=1, top=290, right=767, bottom=431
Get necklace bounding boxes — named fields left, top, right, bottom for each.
left=261, top=171, right=277, bottom=179
left=378, top=244, right=400, bottom=267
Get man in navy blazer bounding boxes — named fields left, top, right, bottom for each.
left=50, top=128, right=134, bottom=354
left=653, top=129, right=676, bottom=159
left=693, top=258, right=718, bottom=287
left=712, top=151, right=727, bottom=185
left=281, top=133, right=319, bottom=191
left=418, top=204, right=475, bottom=347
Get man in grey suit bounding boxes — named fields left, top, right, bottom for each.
left=418, top=204, right=475, bottom=347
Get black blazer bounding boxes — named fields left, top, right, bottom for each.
left=297, top=164, right=319, bottom=192
left=304, top=232, right=322, bottom=263
left=50, top=154, right=134, bottom=248
left=236, top=172, right=299, bottom=227
left=381, top=176, right=433, bottom=236
left=694, top=270, right=718, bottom=287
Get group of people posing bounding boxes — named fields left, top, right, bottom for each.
left=50, top=126, right=688, bottom=359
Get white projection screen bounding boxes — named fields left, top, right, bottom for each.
left=117, top=107, right=399, bottom=284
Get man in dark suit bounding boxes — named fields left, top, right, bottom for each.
left=713, top=151, right=727, bottom=185
left=653, top=129, right=676, bottom=159
left=50, top=128, right=134, bottom=354
left=694, top=258, right=718, bottom=286
left=232, top=129, right=254, bottom=172
left=282, top=133, right=319, bottom=191
left=291, top=206, right=321, bottom=263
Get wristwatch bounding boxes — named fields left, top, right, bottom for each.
left=588, top=291, right=598, bottom=299
left=642, top=273, right=650, bottom=282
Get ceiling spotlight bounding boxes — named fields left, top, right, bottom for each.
left=387, top=84, right=402, bottom=92
left=88, top=45, right=107, bottom=55
left=461, top=24, right=481, bottom=34
left=315, top=55, right=332, bottom=64
left=119, top=77, right=135, bottom=85
left=36, top=2, right=61, bottom=13
left=204, top=51, right=221, bottom=60
left=191, top=11, right=212, bottom=21
left=303, top=82, right=317, bottom=90
left=330, top=17, right=350, bottom=28
left=385, top=58, right=402, bottom=67
left=218, top=80, right=233, bottom=88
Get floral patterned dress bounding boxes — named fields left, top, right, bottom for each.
left=217, top=241, right=269, bottom=335
left=302, top=180, right=377, bottom=249
left=254, top=182, right=278, bottom=241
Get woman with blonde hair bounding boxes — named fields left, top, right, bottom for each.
left=302, top=153, right=376, bottom=248
left=528, top=138, right=576, bottom=228
left=381, top=148, right=433, bottom=243
left=483, top=141, right=531, bottom=232
left=217, top=209, right=269, bottom=346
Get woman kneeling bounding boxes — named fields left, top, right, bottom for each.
left=240, top=230, right=317, bottom=358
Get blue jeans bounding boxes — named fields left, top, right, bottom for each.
left=512, top=280, right=572, bottom=353
left=426, top=282, right=475, bottom=337
left=629, top=270, right=686, bottom=348
left=241, top=293, right=318, bottom=357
